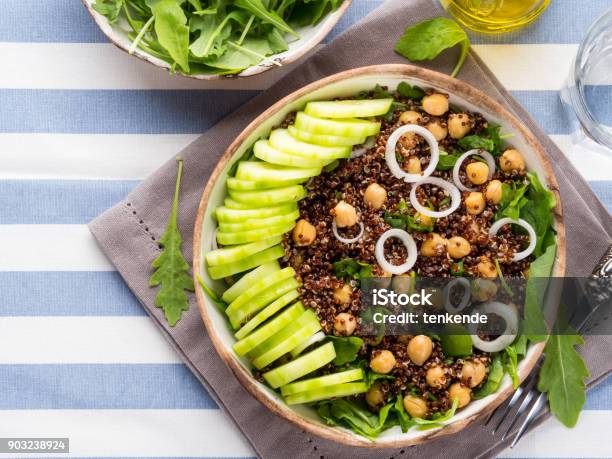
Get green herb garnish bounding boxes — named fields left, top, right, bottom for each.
left=333, top=258, right=373, bottom=281
left=149, top=157, right=194, bottom=326
left=394, top=17, right=470, bottom=78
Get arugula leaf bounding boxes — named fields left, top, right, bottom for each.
left=436, top=153, right=461, bottom=171
left=395, top=17, right=470, bottom=78
left=413, top=398, right=459, bottom=428
left=397, top=81, right=425, bottom=100
left=457, top=124, right=503, bottom=155
left=504, top=345, right=520, bottom=388
left=521, top=172, right=557, bottom=257
left=326, top=336, right=363, bottom=366
left=524, top=243, right=557, bottom=343
left=148, top=0, right=191, bottom=72
left=473, top=353, right=504, bottom=399
left=538, top=333, right=589, bottom=427
left=93, top=0, right=125, bottom=22
left=196, top=275, right=228, bottom=313
left=495, top=181, right=528, bottom=220
left=365, top=371, right=395, bottom=388
left=333, top=258, right=373, bottom=281
left=149, top=158, right=194, bottom=326
left=440, top=334, right=472, bottom=357
left=235, top=0, right=298, bottom=36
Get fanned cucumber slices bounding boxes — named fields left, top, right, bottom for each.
left=201, top=97, right=385, bottom=406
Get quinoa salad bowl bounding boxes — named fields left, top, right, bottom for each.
left=193, top=65, right=565, bottom=447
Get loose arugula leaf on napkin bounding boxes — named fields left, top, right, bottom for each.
left=395, top=17, right=470, bottom=78
left=149, top=157, right=194, bottom=326
left=538, top=333, right=590, bottom=427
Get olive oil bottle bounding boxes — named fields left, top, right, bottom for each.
left=441, top=0, right=551, bottom=34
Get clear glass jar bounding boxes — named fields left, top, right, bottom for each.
left=440, top=0, right=550, bottom=34
left=560, top=7, right=612, bottom=156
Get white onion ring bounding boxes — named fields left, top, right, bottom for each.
left=452, top=149, right=496, bottom=192
left=385, top=125, right=439, bottom=182
left=375, top=229, right=418, bottom=275
left=470, top=301, right=519, bottom=352
left=410, top=177, right=461, bottom=218
left=332, top=221, right=364, bottom=244
left=489, top=218, right=537, bottom=261
left=443, top=277, right=471, bottom=313
left=351, top=136, right=376, bottom=158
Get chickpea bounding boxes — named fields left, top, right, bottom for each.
left=415, top=212, right=434, bottom=227
left=461, top=360, right=487, bottom=388
left=292, top=219, right=316, bottom=246
left=447, top=236, right=471, bottom=259
left=426, top=366, right=447, bottom=388
left=333, top=284, right=353, bottom=305
left=466, top=162, right=490, bottom=185
left=370, top=350, right=396, bottom=374
left=403, top=395, right=428, bottom=418
left=449, top=383, right=472, bottom=408
left=365, top=382, right=385, bottom=407
left=448, top=113, right=472, bottom=139
left=332, top=200, right=358, bottom=227
left=500, top=149, right=526, bottom=172
left=426, top=120, right=448, bottom=141
left=399, top=110, right=423, bottom=125
left=392, top=273, right=413, bottom=294
left=399, top=132, right=417, bottom=149
left=407, top=156, right=422, bottom=174
left=364, top=183, right=387, bottom=210
left=471, top=278, right=498, bottom=302
left=422, top=93, right=449, bottom=116
left=421, top=233, right=447, bottom=257
left=334, top=312, right=357, bottom=336
left=477, top=259, right=498, bottom=278
left=485, top=179, right=503, bottom=204
left=407, top=335, right=433, bottom=366
left=465, top=192, right=486, bottom=215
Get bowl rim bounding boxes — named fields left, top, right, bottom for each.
left=192, top=64, right=566, bottom=448
left=81, top=0, right=353, bottom=81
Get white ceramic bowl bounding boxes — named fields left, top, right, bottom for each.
left=193, top=65, right=565, bottom=447
left=82, top=0, right=352, bottom=80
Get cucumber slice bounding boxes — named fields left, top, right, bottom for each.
left=284, top=382, right=368, bottom=405
left=305, top=99, right=393, bottom=118
left=288, top=125, right=366, bottom=147
left=224, top=198, right=255, bottom=210
left=295, top=112, right=381, bottom=138
left=221, top=261, right=280, bottom=303
left=251, top=310, right=322, bottom=369
left=254, top=140, right=332, bottom=168
left=234, top=289, right=300, bottom=340
left=207, top=245, right=283, bottom=280
left=229, top=277, right=300, bottom=329
left=205, top=236, right=282, bottom=267
left=289, top=330, right=326, bottom=358
left=269, top=129, right=351, bottom=160
left=218, top=210, right=300, bottom=233
left=226, top=177, right=305, bottom=191
left=216, top=221, right=295, bottom=245
left=228, top=185, right=306, bottom=206
left=236, top=161, right=321, bottom=183
left=263, top=341, right=336, bottom=388
left=233, top=301, right=304, bottom=355
left=226, top=267, right=295, bottom=316
left=216, top=203, right=297, bottom=222
left=280, top=368, right=365, bottom=396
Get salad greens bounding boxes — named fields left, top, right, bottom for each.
left=395, top=17, right=470, bottom=78
left=326, top=336, right=363, bottom=366
left=92, top=0, right=342, bottom=75
left=149, top=157, right=194, bottom=326
left=333, top=258, right=374, bottom=281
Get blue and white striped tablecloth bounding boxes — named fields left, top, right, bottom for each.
left=1, top=1, right=611, bottom=457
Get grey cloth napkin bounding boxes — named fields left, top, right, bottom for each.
left=90, top=0, right=612, bottom=457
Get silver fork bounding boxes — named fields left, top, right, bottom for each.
left=485, top=244, right=612, bottom=448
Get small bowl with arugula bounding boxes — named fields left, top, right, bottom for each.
left=192, top=64, right=567, bottom=447
left=83, top=0, right=352, bottom=79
